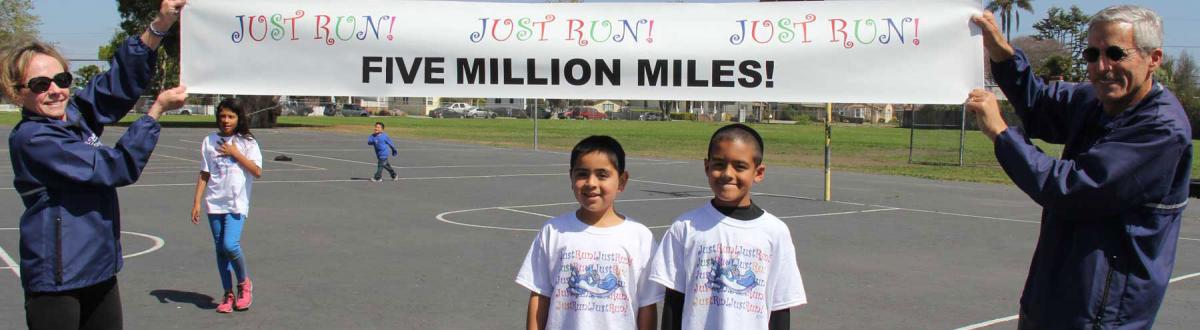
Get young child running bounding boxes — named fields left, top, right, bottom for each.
left=516, top=135, right=663, bottom=330
left=367, top=122, right=398, bottom=182
left=190, top=98, right=263, bottom=313
left=649, top=123, right=806, bottom=330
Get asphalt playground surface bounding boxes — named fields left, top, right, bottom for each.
left=0, top=122, right=1197, bottom=329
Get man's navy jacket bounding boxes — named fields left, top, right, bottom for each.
left=8, top=36, right=160, bottom=292
left=993, top=50, right=1192, bottom=329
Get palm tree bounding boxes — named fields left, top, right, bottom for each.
left=987, top=0, right=1035, bottom=40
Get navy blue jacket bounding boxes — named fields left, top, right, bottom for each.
left=992, top=50, right=1191, bottom=329
left=368, top=132, right=397, bottom=159
left=8, top=36, right=160, bottom=293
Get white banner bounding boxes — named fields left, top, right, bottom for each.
left=181, top=0, right=984, bottom=104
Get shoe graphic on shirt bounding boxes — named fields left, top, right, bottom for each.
left=705, top=258, right=758, bottom=293
left=566, top=264, right=623, bottom=297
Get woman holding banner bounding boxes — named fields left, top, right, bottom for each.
left=0, top=1, right=188, bottom=328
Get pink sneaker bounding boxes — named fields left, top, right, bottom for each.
left=216, top=292, right=234, bottom=313
left=235, top=279, right=253, bottom=311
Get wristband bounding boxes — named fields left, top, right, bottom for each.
left=148, top=24, right=170, bottom=38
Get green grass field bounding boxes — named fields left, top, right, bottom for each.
left=5, top=112, right=1195, bottom=184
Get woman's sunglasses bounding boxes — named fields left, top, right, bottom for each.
left=1082, top=46, right=1141, bottom=63
left=13, top=72, right=73, bottom=94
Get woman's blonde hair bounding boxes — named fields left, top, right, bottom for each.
left=1, top=39, right=69, bottom=102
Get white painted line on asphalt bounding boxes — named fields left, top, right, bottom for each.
left=0, top=173, right=564, bottom=190
left=141, top=168, right=324, bottom=175
left=954, top=315, right=1019, bottom=330
left=890, top=208, right=1041, bottom=224
left=271, top=147, right=493, bottom=152
left=158, top=143, right=328, bottom=170
left=121, top=231, right=165, bottom=259
left=438, top=195, right=899, bottom=232
left=278, top=161, right=327, bottom=170
left=0, top=229, right=164, bottom=279
left=1172, top=271, right=1200, bottom=283
left=778, top=208, right=901, bottom=219
left=499, top=207, right=553, bottom=219
left=631, top=179, right=1040, bottom=224
left=153, top=153, right=199, bottom=163
left=956, top=271, right=1200, bottom=330
left=1180, top=237, right=1200, bottom=242
left=0, top=243, right=20, bottom=277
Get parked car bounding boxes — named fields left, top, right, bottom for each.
left=341, top=104, right=370, bottom=117
left=446, top=103, right=477, bottom=114
left=320, top=103, right=339, bottom=116
left=164, top=105, right=197, bottom=115
left=483, top=106, right=527, bottom=118
left=564, top=106, right=606, bottom=120
left=429, top=107, right=465, bottom=118
left=466, top=107, right=496, bottom=118
left=639, top=112, right=664, bottom=121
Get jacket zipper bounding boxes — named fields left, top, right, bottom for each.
left=1093, top=255, right=1118, bottom=330
left=54, top=217, right=63, bottom=285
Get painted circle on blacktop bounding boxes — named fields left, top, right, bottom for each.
left=0, top=228, right=164, bottom=259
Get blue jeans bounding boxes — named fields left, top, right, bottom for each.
left=208, top=213, right=249, bottom=291
left=374, top=158, right=396, bottom=180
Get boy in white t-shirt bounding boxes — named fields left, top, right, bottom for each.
left=516, top=136, right=664, bottom=330
left=649, top=123, right=806, bottom=330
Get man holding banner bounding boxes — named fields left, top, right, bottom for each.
left=966, top=6, right=1191, bottom=329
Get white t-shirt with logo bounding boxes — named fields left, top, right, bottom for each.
left=200, top=132, right=262, bottom=216
left=649, top=202, right=807, bottom=330
left=516, top=212, right=665, bottom=330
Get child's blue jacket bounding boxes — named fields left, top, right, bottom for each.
left=368, top=132, right=397, bottom=159
left=7, top=36, right=159, bottom=292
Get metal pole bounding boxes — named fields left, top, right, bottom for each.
left=533, top=99, right=539, bottom=151
left=908, top=109, right=915, bottom=164
left=959, top=103, right=966, bottom=166
left=824, top=102, right=832, bottom=202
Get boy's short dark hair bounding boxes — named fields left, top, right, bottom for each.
left=570, top=135, right=626, bottom=174
left=375, top=122, right=385, bottom=129
left=707, top=123, right=764, bottom=165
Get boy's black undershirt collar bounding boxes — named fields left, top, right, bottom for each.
left=711, top=200, right=764, bottom=221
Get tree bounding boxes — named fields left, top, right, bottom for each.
left=1157, top=51, right=1200, bottom=138
left=1033, top=6, right=1090, bottom=81
left=986, top=0, right=1034, bottom=41
left=74, top=65, right=103, bottom=87
left=98, top=30, right=131, bottom=62
left=1011, top=36, right=1068, bottom=78
left=113, top=0, right=181, bottom=94
left=1039, top=54, right=1072, bottom=80
left=0, top=0, right=39, bottom=50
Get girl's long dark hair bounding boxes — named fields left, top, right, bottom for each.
left=216, top=98, right=254, bottom=139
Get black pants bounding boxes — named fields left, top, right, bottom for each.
left=25, top=277, right=122, bottom=330
left=374, top=158, right=396, bottom=180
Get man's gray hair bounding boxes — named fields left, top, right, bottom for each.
left=1090, top=5, right=1163, bottom=51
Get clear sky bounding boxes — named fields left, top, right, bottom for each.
left=32, top=0, right=1200, bottom=71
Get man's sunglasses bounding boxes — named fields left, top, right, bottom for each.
left=13, top=72, right=73, bottom=94
left=1082, top=46, right=1141, bottom=63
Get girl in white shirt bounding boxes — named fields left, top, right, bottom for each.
left=190, top=98, right=263, bottom=313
